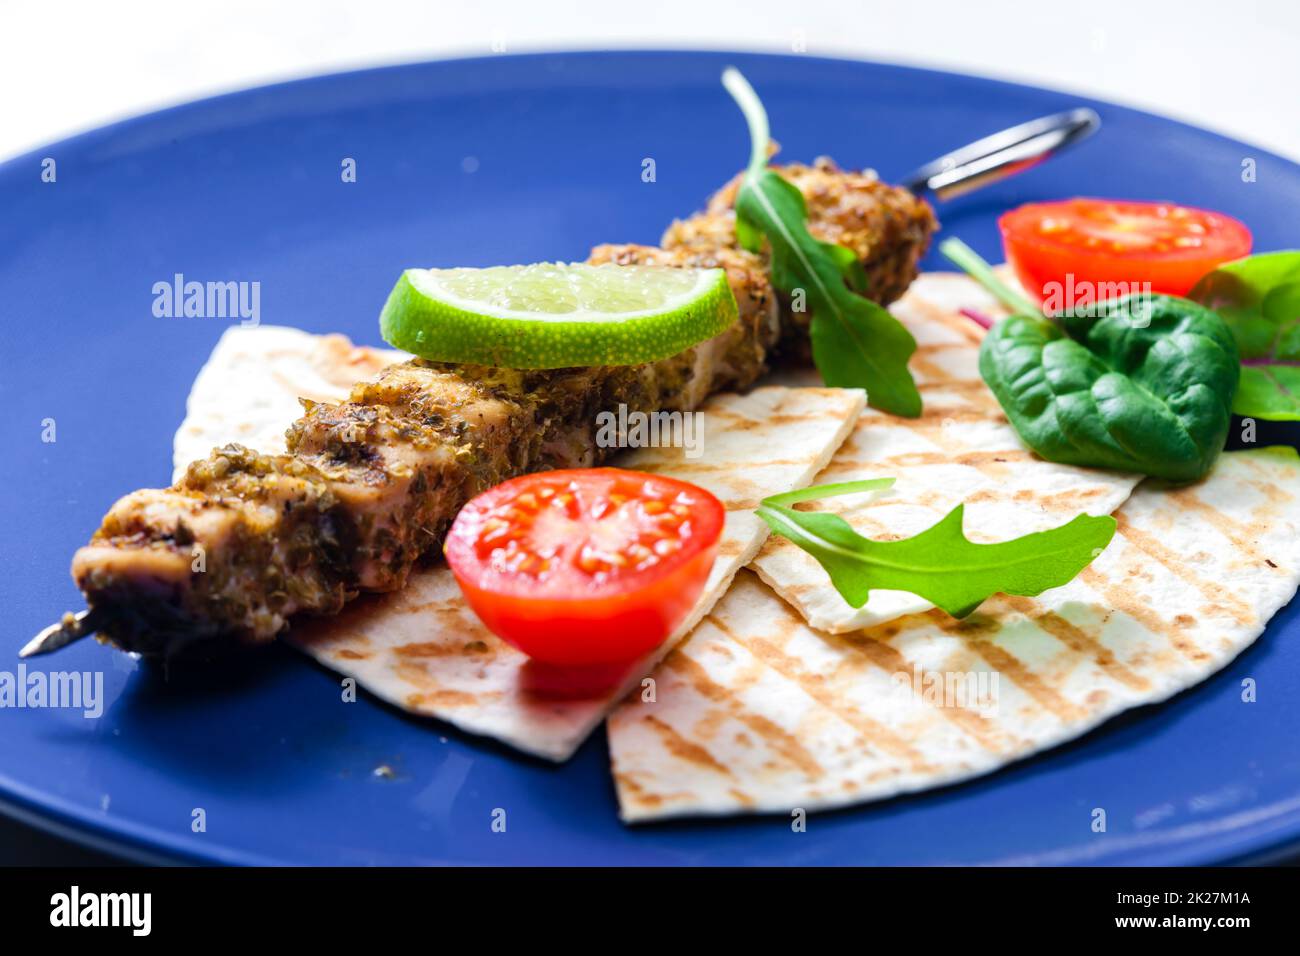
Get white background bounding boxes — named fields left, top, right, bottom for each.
left=2, top=0, right=1299, bottom=162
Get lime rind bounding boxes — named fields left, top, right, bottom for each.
left=379, top=264, right=739, bottom=368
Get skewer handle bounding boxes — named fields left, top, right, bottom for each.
left=904, top=107, right=1101, bottom=201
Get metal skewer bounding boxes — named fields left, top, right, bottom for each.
left=21, top=110, right=1101, bottom=661
left=903, top=107, right=1100, bottom=201
left=20, top=608, right=102, bottom=658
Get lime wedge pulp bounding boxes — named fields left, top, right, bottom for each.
left=379, top=263, right=738, bottom=368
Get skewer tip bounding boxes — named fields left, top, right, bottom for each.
left=20, top=609, right=97, bottom=658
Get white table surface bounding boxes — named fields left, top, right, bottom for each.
left=3, top=0, right=1299, bottom=162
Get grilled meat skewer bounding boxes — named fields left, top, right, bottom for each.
left=69, top=160, right=937, bottom=658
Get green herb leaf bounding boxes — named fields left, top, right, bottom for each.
left=722, top=68, right=922, bottom=418
left=757, top=481, right=1116, bottom=618
left=937, top=236, right=1040, bottom=317
left=762, top=477, right=896, bottom=509
left=941, top=238, right=1239, bottom=482
left=1190, top=250, right=1300, bottom=420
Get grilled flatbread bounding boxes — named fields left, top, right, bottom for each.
left=755, top=272, right=1143, bottom=633
left=174, top=326, right=866, bottom=760
left=607, top=447, right=1300, bottom=821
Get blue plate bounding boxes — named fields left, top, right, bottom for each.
left=3, top=51, right=1299, bottom=866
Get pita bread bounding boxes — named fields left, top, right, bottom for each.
left=607, top=447, right=1300, bottom=821
left=172, top=326, right=865, bottom=761
left=753, top=272, right=1144, bottom=633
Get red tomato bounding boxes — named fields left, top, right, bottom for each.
left=1000, top=198, right=1252, bottom=302
left=444, top=468, right=724, bottom=668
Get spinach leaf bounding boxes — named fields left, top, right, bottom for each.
left=1190, top=250, right=1300, bottom=420
left=757, top=480, right=1115, bottom=618
left=722, top=68, right=922, bottom=418
left=940, top=238, right=1239, bottom=482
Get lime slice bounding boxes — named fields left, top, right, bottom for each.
left=379, top=263, right=738, bottom=368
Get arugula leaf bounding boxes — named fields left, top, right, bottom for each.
left=757, top=480, right=1116, bottom=618
left=1190, top=250, right=1300, bottom=420
left=936, top=234, right=1040, bottom=317
left=761, top=477, right=895, bottom=509
left=940, top=238, right=1239, bottom=482
left=721, top=68, right=922, bottom=418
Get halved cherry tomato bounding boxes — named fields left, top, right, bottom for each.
left=444, top=468, right=724, bottom=668
left=1000, top=198, right=1252, bottom=301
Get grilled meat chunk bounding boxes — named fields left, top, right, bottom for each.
left=71, top=166, right=935, bottom=657
left=663, top=158, right=939, bottom=360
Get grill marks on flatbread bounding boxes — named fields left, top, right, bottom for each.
left=608, top=448, right=1300, bottom=821
left=287, top=385, right=866, bottom=761
left=751, top=272, right=1144, bottom=634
